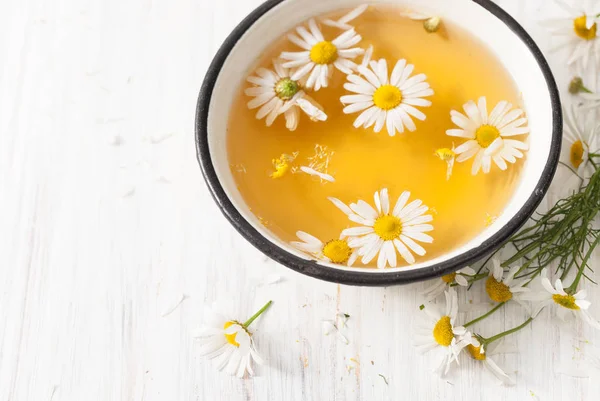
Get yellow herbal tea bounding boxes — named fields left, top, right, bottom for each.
left=226, top=6, right=527, bottom=269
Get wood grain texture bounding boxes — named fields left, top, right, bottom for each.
left=1, top=0, right=599, bottom=400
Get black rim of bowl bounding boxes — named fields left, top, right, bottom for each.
left=195, top=0, right=563, bottom=287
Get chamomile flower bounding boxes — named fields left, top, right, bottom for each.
left=486, top=259, right=530, bottom=307
left=291, top=231, right=358, bottom=266
left=447, top=97, right=530, bottom=175
left=414, top=289, right=470, bottom=376
left=541, top=0, right=600, bottom=73
left=322, top=4, right=368, bottom=31
left=246, top=59, right=327, bottom=130
left=281, top=19, right=365, bottom=91
left=563, top=104, right=599, bottom=178
left=299, top=166, right=335, bottom=183
left=329, top=188, right=434, bottom=268
left=341, top=58, right=434, bottom=136
left=434, top=146, right=456, bottom=180
left=400, top=11, right=442, bottom=33
left=464, top=334, right=516, bottom=386
left=421, top=266, right=477, bottom=301
left=195, top=301, right=272, bottom=377
left=522, top=268, right=600, bottom=330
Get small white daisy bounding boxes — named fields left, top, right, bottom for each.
left=341, top=58, right=434, bottom=136
left=281, top=19, right=365, bottom=91
left=485, top=259, right=530, bottom=309
left=421, top=266, right=476, bottom=301
left=291, top=231, right=358, bottom=266
left=447, top=97, right=530, bottom=175
left=563, top=104, right=599, bottom=178
left=329, top=188, right=434, bottom=268
left=414, top=288, right=470, bottom=376
left=521, top=268, right=600, bottom=330
left=464, top=334, right=516, bottom=386
left=322, top=5, right=369, bottom=31
left=541, top=0, right=600, bottom=73
left=194, top=301, right=272, bottom=377
left=246, top=58, right=327, bottom=131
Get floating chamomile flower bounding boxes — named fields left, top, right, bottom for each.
left=486, top=259, right=530, bottom=308
left=246, top=59, right=327, bottom=130
left=414, top=289, right=470, bottom=376
left=434, top=146, right=456, bottom=181
left=563, top=104, right=599, bottom=178
left=401, top=11, right=442, bottom=33
left=464, top=334, right=516, bottom=386
left=322, top=4, right=369, bottom=31
left=447, top=97, right=530, bottom=175
left=341, top=58, right=434, bottom=136
left=329, top=189, right=434, bottom=268
left=522, top=268, right=600, bottom=330
left=541, top=0, right=600, bottom=73
left=291, top=231, right=358, bottom=266
left=421, top=266, right=476, bottom=301
left=281, top=19, right=365, bottom=91
left=195, top=301, right=272, bottom=377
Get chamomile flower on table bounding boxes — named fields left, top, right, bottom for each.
left=341, top=58, right=434, bottom=136
left=246, top=58, right=327, bottom=131
left=464, top=333, right=516, bottom=386
left=194, top=301, right=273, bottom=377
left=329, top=188, right=434, bottom=268
left=446, top=97, right=530, bottom=175
left=414, top=288, right=471, bottom=376
left=580, top=90, right=600, bottom=108
left=281, top=19, right=365, bottom=91
left=421, top=266, right=476, bottom=301
left=522, top=268, right=600, bottom=330
left=291, top=231, right=358, bottom=266
left=322, top=4, right=369, bottom=31
left=541, top=0, right=600, bottom=73
left=485, top=259, right=530, bottom=309
left=563, top=104, right=599, bottom=178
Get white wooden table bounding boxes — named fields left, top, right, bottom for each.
left=1, top=0, right=600, bottom=400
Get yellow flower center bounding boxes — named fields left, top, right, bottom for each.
left=310, top=41, right=338, bottom=65
left=570, top=140, right=586, bottom=169
left=435, top=148, right=456, bottom=162
left=475, top=125, right=501, bottom=148
left=322, top=239, right=352, bottom=264
left=485, top=276, right=513, bottom=302
left=442, top=272, right=456, bottom=283
left=574, top=15, right=597, bottom=41
left=552, top=294, right=580, bottom=310
left=433, top=316, right=454, bottom=347
left=274, top=78, right=300, bottom=101
left=223, top=321, right=240, bottom=347
left=374, top=215, right=403, bottom=241
left=467, top=344, right=487, bottom=361
left=373, top=85, right=403, bottom=110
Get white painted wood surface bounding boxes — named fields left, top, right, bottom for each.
left=1, top=0, right=600, bottom=400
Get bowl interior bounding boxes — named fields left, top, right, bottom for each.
left=203, top=0, right=558, bottom=275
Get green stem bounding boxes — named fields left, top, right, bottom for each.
left=243, top=300, right=273, bottom=328
left=463, top=302, right=505, bottom=328
left=483, top=318, right=534, bottom=345
left=566, top=233, right=600, bottom=293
